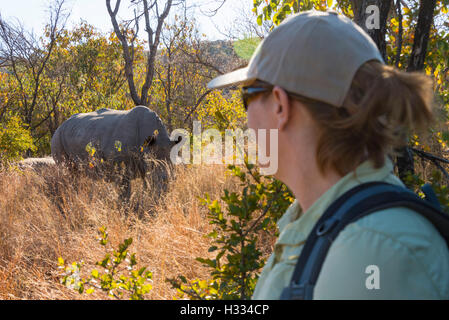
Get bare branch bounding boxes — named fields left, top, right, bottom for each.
left=106, top=0, right=141, bottom=105
left=0, top=0, right=69, bottom=127
left=183, top=89, right=213, bottom=123
left=199, top=0, right=227, bottom=18
left=140, top=0, right=174, bottom=105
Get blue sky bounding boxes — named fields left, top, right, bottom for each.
left=0, top=0, right=246, bottom=40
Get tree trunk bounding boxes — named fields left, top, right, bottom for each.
left=106, top=0, right=141, bottom=106
left=394, top=0, right=437, bottom=185
left=407, top=0, right=437, bottom=72
left=352, top=0, right=437, bottom=186
left=351, top=0, right=392, bottom=61
left=107, top=0, right=174, bottom=107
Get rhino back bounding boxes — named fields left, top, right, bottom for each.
left=56, top=106, right=170, bottom=162
left=57, top=109, right=134, bottom=161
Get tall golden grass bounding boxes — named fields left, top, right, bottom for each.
left=0, top=162, right=274, bottom=300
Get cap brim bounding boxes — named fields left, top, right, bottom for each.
left=207, top=67, right=256, bottom=89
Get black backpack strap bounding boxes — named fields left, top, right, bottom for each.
left=422, top=183, right=442, bottom=211
left=280, top=182, right=449, bottom=300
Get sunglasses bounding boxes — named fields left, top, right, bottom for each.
left=241, top=83, right=317, bottom=111
left=241, top=85, right=273, bottom=111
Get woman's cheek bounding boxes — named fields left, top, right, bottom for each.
left=247, top=105, right=263, bottom=131
left=247, top=110, right=260, bottom=143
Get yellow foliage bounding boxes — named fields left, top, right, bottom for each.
left=196, top=91, right=246, bottom=130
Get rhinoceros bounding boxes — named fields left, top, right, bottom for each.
left=51, top=106, right=181, bottom=201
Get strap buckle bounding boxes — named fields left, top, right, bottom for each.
left=316, top=217, right=339, bottom=236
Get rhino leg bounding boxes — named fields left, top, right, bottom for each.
left=118, top=170, right=132, bottom=212
left=139, top=163, right=148, bottom=191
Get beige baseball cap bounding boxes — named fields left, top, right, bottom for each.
left=207, top=10, right=385, bottom=107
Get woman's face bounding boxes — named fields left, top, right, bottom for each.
left=245, top=86, right=318, bottom=179
left=246, top=93, right=277, bottom=132
left=246, top=92, right=279, bottom=175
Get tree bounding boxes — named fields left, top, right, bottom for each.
left=150, top=14, right=246, bottom=131
left=253, top=0, right=449, bottom=185
left=353, top=0, right=440, bottom=185
left=106, top=0, right=182, bottom=107
left=351, top=0, right=392, bottom=61
left=0, top=0, right=68, bottom=131
left=408, top=0, right=438, bottom=72
left=0, top=19, right=135, bottom=155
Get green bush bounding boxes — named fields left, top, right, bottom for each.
left=404, top=169, right=449, bottom=215
left=58, top=227, right=153, bottom=300
left=0, top=116, right=36, bottom=166
left=167, top=161, right=294, bottom=300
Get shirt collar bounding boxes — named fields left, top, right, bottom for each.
left=275, top=155, right=399, bottom=245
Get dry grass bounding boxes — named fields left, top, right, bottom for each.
left=0, top=162, right=270, bottom=300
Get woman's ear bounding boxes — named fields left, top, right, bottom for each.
left=272, top=86, right=291, bottom=131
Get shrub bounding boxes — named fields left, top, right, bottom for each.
left=0, top=116, right=36, bottom=166
left=58, top=227, right=153, bottom=300
left=167, top=161, right=293, bottom=300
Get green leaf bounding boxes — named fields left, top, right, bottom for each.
left=216, top=250, right=225, bottom=262
left=208, top=230, right=218, bottom=239
left=78, top=282, right=84, bottom=294
left=97, top=254, right=110, bottom=268
left=208, top=246, right=218, bottom=252
left=124, top=237, right=133, bottom=247
left=196, top=257, right=216, bottom=268
left=130, top=253, right=137, bottom=266
left=214, top=110, right=229, bottom=126
left=138, top=267, right=147, bottom=276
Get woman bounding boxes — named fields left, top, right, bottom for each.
left=207, top=10, right=449, bottom=299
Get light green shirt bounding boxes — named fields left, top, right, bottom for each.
left=252, top=156, right=449, bottom=299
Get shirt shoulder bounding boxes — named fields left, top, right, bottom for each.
left=314, top=207, right=449, bottom=299
left=349, top=206, right=448, bottom=259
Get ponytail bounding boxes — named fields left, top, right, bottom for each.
left=301, top=60, right=435, bottom=177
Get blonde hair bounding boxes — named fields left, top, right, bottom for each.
left=301, top=60, right=435, bottom=177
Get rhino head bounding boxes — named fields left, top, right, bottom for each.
left=142, top=130, right=182, bottom=162
left=138, top=130, right=183, bottom=185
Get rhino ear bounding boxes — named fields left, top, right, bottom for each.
left=143, top=134, right=157, bottom=147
